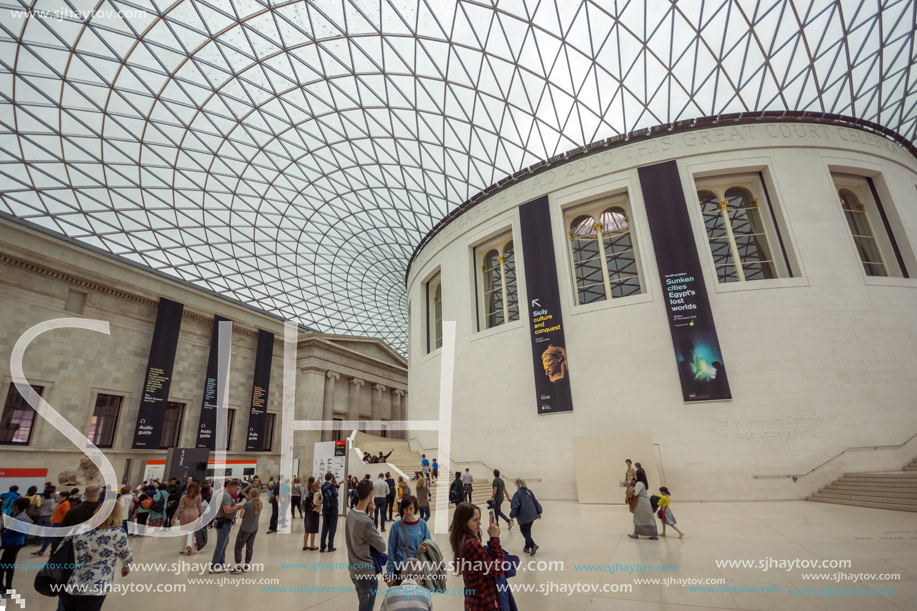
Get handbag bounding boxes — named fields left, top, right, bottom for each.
left=195, top=525, right=208, bottom=551
left=657, top=508, right=666, bottom=520
left=34, top=538, right=74, bottom=597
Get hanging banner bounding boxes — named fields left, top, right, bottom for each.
left=132, top=298, right=184, bottom=449
left=245, top=329, right=274, bottom=452
left=196, top=315, right=233, bottom=450
left=638, top=160, right=732, bottom=402
left=518, top=195, right=574, bottom=415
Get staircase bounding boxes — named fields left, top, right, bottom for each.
left=351, top=432, right=498, bottom=511
left=806, top=457, right=917, bottom=512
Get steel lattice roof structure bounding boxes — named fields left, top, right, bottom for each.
left=1, top=0, right=916, bottom=353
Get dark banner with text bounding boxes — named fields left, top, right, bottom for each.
left=196, top=315, right=233, bottom=450
left=519, top=195, right=573, bottom=415
left=245, top=330, right=274, bottom=452
left=638, top=160, right=732, bottom=402
left=132, top=298, right=184, bottom=449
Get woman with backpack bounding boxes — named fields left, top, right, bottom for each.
left=302, top=478, right=319, bottom=550
left=509, top=478, right=543, bottom=556
left=147, top=484, right=168, bottom=528
left=291, top=477, right=303, bottom=519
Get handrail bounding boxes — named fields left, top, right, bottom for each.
left=752, top=431, right=917, bottom=481
left=405, top=436, right=541, bottom=483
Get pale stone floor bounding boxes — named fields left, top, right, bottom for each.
left=16, top=500, right=917, bottom=611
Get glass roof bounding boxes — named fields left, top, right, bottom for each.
left=1, top=0, right=915, bottom=353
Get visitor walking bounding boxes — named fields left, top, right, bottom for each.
left=431, top=458, right=439, bottom=484
left=147, top=484, right=167, bottom=528
left=172, top=481, right=203, bottom=555
left=0, top=498, right=33, bottom=597
left=56, top=502, right=132, bottom=611
left=267, top=483, right=279, bottom=533
left=491, top=470, right=513, bottom=529
left=385, top=495, right=431, bottom=585
left=449, top=472, right=464, bottom=506
left=509, top=478, right=542, bottom=555
left=291, top=477, right=303, bottom=519
left=657, top=487, right=684, bottom=539
left=415, top=476, right=430, bottom=522
left=385, top=473, right=396, bottom=521
left=462, top=469, right=474, bottom=503
left=345, top=479, right=386, bottom=611
left=302, top=479, right=320, bottom=551
left=626, top=470, right=658, bottom=540
left=209, top=480, right=243, bottom=573
left=231, top=489, right=262, bottom=573
left=420, top=455, right=430, bottom=481
left=373, top=474, right=389, bottom=532
left=35, top=490, right=69, bottom=556
left=117, top=486, right=133, bottom=535
left=320, top=473, right=339, bottom=552
left=396, top=476, right=409, bottom=513
left=34, top=486, right=56, bottom=543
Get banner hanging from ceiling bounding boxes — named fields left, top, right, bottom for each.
left=245, top=330, right=274, bottom=452
left=196, top=315, right=233, bottom=450
left=518, top=195, right=574, bottom=415
left=132, top=298, right=184, bottom=449
left=638, top=160, right=732, bottom=402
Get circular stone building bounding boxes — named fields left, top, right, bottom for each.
left=406, top=115, right=917, bottom=502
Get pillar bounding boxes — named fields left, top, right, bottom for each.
left=321, top=371, right=340, bottom=442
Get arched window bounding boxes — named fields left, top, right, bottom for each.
left=699, top=187, right=776, bottom=283
left=426, top=274, right=442, bottom=353
left=433, top=282, right=443, bottom=349
left=567, top=201, right=644, bottom=305
left=840, top=188, right=886, bottom=277
left=475, top=234, right=520, bottom=330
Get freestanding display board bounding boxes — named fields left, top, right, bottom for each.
left=518, top=195, right=574, bottom=415
left=638, top=160, right=732, bottom=402
left=132, top=298, right=184, bottom=448
left=165, top=447, right=210, bottom=484
left=312, top=440, right=347, bottom=517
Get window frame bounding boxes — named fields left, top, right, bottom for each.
left=262, top=413, right=276, bottom=451
left=0, top=383, right=43, bottom=446
left=694, top=172, right=791, bottom=284
left=831, top=173, right=908, bottom=279
left=159, top=401, right=184, bottom=449
left=87, top=393, right=123, bottom=449
left=564, top=196, right=645, bottom=306
left=474, top=233, right=520, bottom=331
left=425, top=272, right=442, bottom=354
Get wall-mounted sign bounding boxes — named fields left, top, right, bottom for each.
left=519, top=195, right=574, bottom=415
left=638, top=160, right=732, bottom=402
left=133, top=298, right=184, bottom=448
left=196, top=315, right=233, bottom=450
left=245, top=330, right=274, bottom=452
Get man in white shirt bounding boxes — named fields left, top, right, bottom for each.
left=373, top=474, right=389, bottom=532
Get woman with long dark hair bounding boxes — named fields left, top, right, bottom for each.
left=449, top=502, right=505, bottom=611
left=626, top=469, right=658, bottom=540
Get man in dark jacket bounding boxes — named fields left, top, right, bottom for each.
left=384, top=473, right=396, bottom=520
left=60, top=484, right=102, bottom=528
left=319, top=473, right=339, bottom=552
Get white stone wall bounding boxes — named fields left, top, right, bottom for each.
left=0, top=222, right=406, bottom=488
left=406, top=122, right=917, bottom=502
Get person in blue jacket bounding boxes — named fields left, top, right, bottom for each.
left=0, top=486, right=19, bottom=516
left=1, top=497, right=33, bottom=596
left=509, top=478, right=543, bottom=556
left=385, top=495, right=431, bottom=585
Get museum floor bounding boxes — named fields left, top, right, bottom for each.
left=18, top=499, right=917, bottom=611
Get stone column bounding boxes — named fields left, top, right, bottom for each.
left=348, top=377, right=364, bottom=435
left=321, top=371, right=340, bottom=442
left=294, top=367, right=326, bottom=473
left=372, top=384, right=386, bottom=434
left=391, top=389, right=405, bottom=439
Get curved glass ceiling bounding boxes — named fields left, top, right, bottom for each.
left=1, top=0, right=915, bottom=353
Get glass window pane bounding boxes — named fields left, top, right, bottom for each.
left=841, top=190, right=887, bottom=277
left=0, top=384, right=41, bottom=445
left=263, top=413, right=275, bottom=451
left=160, top=402, right=183, bottom=449
left=434, top=283, right=442, bottom=349
left=503, top=243, right=519, bottom=322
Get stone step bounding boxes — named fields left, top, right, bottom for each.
left=823, top=485, right=917, bottom=499
left=812, top=491, right=917, bottom=505
left=806, top=496, right=917, bottom=513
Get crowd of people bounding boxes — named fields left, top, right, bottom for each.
left=0, top=457, right=680, bottom=610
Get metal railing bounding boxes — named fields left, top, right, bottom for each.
left=752, top=431, right=917, bottom=482
left=406, top=436, right=541, bottom=483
